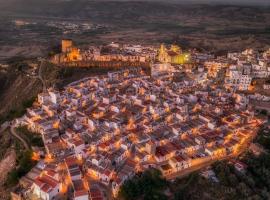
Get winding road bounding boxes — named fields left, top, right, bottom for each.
left=0, top=59, right=47, bottom=151
left=10, top=123, right=30, bottom=150
left=38, top=59, right=47, bottom=92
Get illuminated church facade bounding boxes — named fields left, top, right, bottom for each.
left=158, top=44, right=189, bottom=64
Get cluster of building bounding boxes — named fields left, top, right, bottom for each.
left=52, top=40, right=157, bottom=64
left=51, top=40, right=193, bottom=70
left=10, top=38, right=270, bottom=199
left=13, top=62, right=264, bottom=199
left=54, top=39, right=270, bottom=94
left=204, top=48, right=270, bottom=91
left=46, top=21, right=104, bottom=35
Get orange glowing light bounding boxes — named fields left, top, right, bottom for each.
left=31, top=152, right=40, bottom=161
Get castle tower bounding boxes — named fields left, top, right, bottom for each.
left=62, top=39, right=73, bottom=53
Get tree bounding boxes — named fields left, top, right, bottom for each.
left=119, top=169, right=168, bottom=200
left=174, top=189, right=185, bottom=200
left=5, top=169, right=19, bottom=187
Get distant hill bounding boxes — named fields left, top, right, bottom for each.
left=0, top=0, right=269, bottom=57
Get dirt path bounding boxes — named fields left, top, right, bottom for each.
left=38, top=59, right=47, bottom=92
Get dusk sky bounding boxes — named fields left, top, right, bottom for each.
left=120, top=0, right=270, bottom=5
left=172, top=0, right=270, bottom=4
left=0, top=0, right=270, bottom=5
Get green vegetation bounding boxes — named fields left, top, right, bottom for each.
left=171, top=166, right=247, bottom=200
left=58, top=66, right=149, bottom=79
left=16, top=126, right=44, bottom=147
left=0, top=59, right=42, bottom=125
left=260, top=109, right=268, bottom=116
left=57, top=66, right=150, bottom=88
left=212, top=161, right=240, bottom=188
left=244, top=153, right=270, bottom=192
left=5, top=149, right=37, bottom=187
left=0, top=130, right=12, bottom=160
left=5, top=133, right=38, bottom=187
left=60, top=67, right=75, bottom=78
left=120, top=165, right=256, bottom=200
left=169, top=158, right=270, bottom=200
left=256, top=127, right=270, bottom=151
left=0, top=97, right=36, bottom=124
left=119, top=168, right=168, bottom=200
left=172, top=172, right=203, bottom=200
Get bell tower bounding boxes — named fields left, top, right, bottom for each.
left=62, top=39, right=73, bottom=53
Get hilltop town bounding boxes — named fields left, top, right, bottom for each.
left=7, top=41, right=270, bottom=200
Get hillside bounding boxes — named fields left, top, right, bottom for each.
left=0, top=0, right=269, bottom=60
left=0, top=60, right=140, bottom=123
